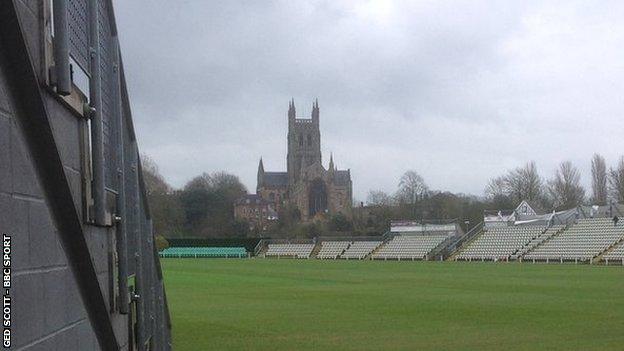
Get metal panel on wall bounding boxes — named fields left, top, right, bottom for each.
left=124, top=140, right=138, bottom=276
left=97, top=0, right=117, bottom=190
left=68, top=0, right=91, bottom=73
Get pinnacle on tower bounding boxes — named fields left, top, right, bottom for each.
left=312, top=98, right=319, bottom=122
left=257, top=157, right=265, bottom=188
left=312, top=98, right=319, bottom=110
left=328, top=153, right=334, bottom=171
left=288, top=98, right=296, bottom=120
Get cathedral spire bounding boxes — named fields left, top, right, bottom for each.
left=328, top=153, right=334, bottom=171
left=257, top=157, right=265, bottom=189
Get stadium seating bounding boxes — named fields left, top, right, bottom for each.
left=513, top=225, right=564, bottom=259
left=265, top=243, right=315, bottom=258
left=372, top=235, right=449, bottom=260
left=160, top=247, right=247, bottom=258
left=341, top=241, right=382, bottom=260
left=456, top=225, right=543, bottom=261
left=159, top=218, right=624, bottom=265
left=602, top=241, right=624, bottom=264
left=524, top=218, right=624, bottom=262
left=317, top=241, right=351, bottom=259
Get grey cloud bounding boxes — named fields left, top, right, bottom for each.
left=113, top=0, right=624, bottom=200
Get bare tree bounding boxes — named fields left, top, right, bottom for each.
left=140, top=154, right=184, bottom=237
left=141, top=154, right=172, bottom=195
left=547, top=161, right=585, bottom=209
left=591, top=153, right=608, bottom=205
left=609, top=157, right=624, bottom=203
left=366, top=190, right=394, bottom=206
left=396, top=170, right=429, bottom=204
left=502, top=161, right=544, bottom=204
left=591, top=154, right=609, bottom=205
left=485, top=176, right=506, bottom=199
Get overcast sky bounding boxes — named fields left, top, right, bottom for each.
left=113, top=0, right=624, bottom=201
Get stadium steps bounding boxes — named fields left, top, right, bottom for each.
left=367, top=240, right=389, bottom=259
left=338, top=242, right=352, bottom=258
left=594, top=236, right=624, bottom=263
left=428, top=235, right=457, bottom=261
left=367, top=231, right=394, bottom=259
left=257, top=245, right=269, bottom=257
left=449, top=227, right=485, bottom=261
left=510, top=230, right=544, bottom=259
left=254, top=240, right=269, bottom=257
left=519, top=224, right=569, bottom=260
left=310, top=243, right=323, bottom=258
left=515, top=225, right=565, bottom=260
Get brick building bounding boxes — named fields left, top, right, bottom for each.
left=234, top=194, right=278, bottom=231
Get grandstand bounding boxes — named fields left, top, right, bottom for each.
left=341, top=241, right=382, bottom=260
left=372, top=235, right=450, bottom=260
left=265, top=243, right=316, bottom=258
left=160, top=247, right=248, bottom=258
left=456, top=225, right=544, bottom=261
left=317, top=241, right=351, bottom=259
left=159, top=208, right=624, bottom=265
left=523, top=218, right=624, bottom=262
left=603, top=241, right=624, bottom=265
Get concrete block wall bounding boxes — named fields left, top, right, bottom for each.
left=0, top=42, right=99, bottom=350
left=0, top=1, right=171, bottom=350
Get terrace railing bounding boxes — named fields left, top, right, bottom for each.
left=438, top=221, right=484, bottom=259
left=427, top=234, right=459, bottom=261
left=253, top=239, right=267, bottom=257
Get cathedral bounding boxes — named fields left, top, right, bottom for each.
left=249, top=99, right=353, bottom=223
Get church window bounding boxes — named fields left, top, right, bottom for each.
left=308, top=179, right=328, bottom=217
left=299, top=133, right=304, bottom=147
left=307, top=134, right=312, bottom=146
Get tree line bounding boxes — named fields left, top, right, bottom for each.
left=143, top=153, right=624, bottom=239
left=142, top=155, right=248, bottom=239
left=485, top=154, right=624, bottom=210
left=362, top=154, right=623, bottom=234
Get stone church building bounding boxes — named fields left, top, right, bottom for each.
left=248, top=100, right=353, bottom=223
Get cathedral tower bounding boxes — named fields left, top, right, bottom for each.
left=287, top=99, right=322, bottom=185
left=241, top=99, right=352, bottom=224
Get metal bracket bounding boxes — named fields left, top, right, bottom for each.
left=83, top=103, right=96, bottom=119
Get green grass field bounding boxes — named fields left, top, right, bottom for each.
left=162, top=259, right=624, bottom=351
